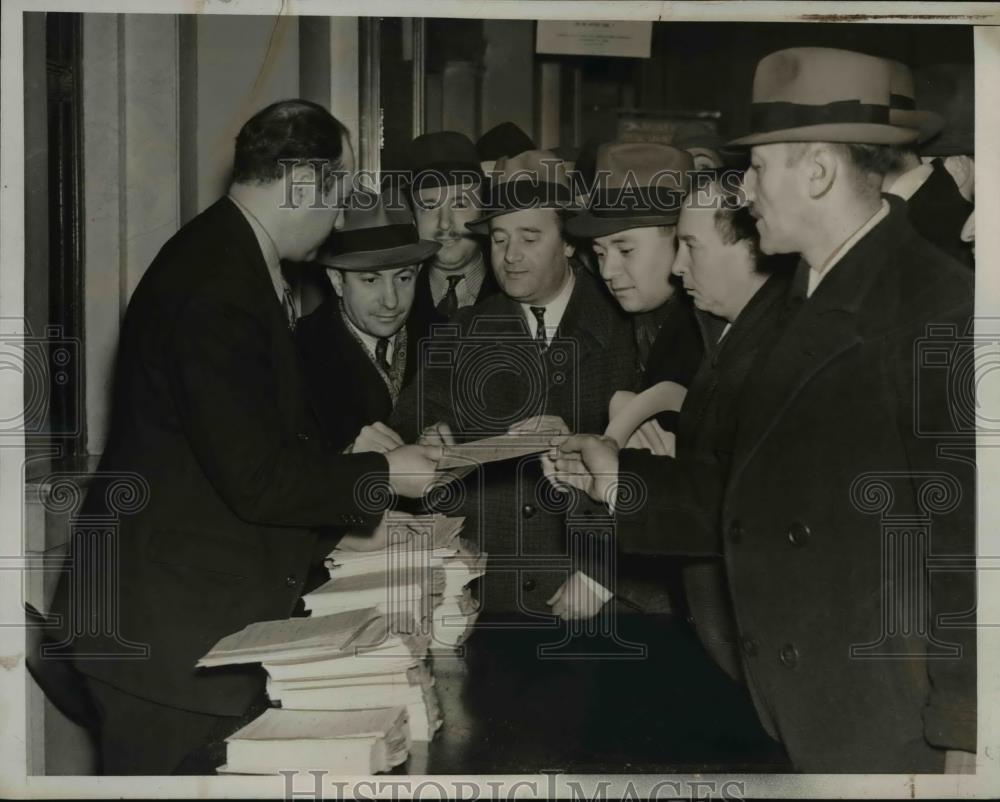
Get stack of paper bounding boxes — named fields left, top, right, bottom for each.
left=312, top=514, right=484, bottom=648
left=217, top=707, right=409, bottom=776
left=262, top=625, right=442, bottom=741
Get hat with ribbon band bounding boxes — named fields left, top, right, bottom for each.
left=727, top=47, right=920, bottom=147
left=465, top=149, right=579, bottom=233
left=565, top=142, right=695, bottom=239
left=319, top=190, right=440, bottom=271
left=886, top=58, right=944, bottom=143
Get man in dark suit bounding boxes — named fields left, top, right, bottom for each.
left=551, top=49, right=975, bottom=772
left=406, top=132, right=499, bottom=347
left=296, top=190, right=440, bottom=452
left=392, top=150, right=636, bottom=621
left=49, top=100, right=442, bottom=775
left=883, top=59, right=974, bottom=268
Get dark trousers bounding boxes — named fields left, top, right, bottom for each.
left=85, top=676, right=240, bottom=775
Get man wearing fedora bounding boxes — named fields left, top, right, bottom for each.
left=391, top=149, right=636, bottom=621
left=296, top=190, right=440, bottom=453
left=406, top=131, right=500, bottom=348
left=48, top=100, right=443, bottom=774
left=882, top=60, right=974, bottom=267
left=562, top=142, right=705, bottom=615
left=566, top=142, right=705, bottom=438
left=550, top=48, right=975, bottom=772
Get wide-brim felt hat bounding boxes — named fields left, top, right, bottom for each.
left=565, top=142, right=695, bottom=239
left=727, top=47, right=920, bottom=147
left=407, top=130, right=484, bottom=191
left=319, top=190, right=441, bottom=270
left=466, top=149, right=581, bottom=233
left=886, top=58, right=944, bottom=143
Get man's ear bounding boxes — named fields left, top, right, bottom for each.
left=806, top=144, right=838, bottom=200
left=289, top=163, right=323, bottom=210
left=326, top=267, right=346, bottom=298
left=563, top=237, right=576, bottom=260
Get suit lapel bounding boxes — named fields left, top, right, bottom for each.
left=728, top=205, right=898, bottom=486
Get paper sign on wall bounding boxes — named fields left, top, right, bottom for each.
left=535, top=20, right=653, bottom=59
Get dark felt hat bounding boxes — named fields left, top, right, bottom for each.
left=407, top=131, right=484, bottom=191
left=475, top=122, right=536, bottom=163
left=465, top=149, right=579, bottom=233
left=565, top=142, right=695, bottom=239
left=319, top=190, right=440, bottom=271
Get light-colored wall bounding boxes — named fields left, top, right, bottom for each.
left=83, top=13, right=310, bottom=455
left=192, top=14, right=300, bottom=214
left=480, top=20, right=535, bottom=142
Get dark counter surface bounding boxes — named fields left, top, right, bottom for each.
left=401, top=612, right=788, bottom=774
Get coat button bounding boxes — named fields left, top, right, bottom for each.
left=285, top=574, right=297, bottom=587
left=521, top=504, right=535, bottom=519
left=741, top=636, right=758, bottom=657
left=778, top=643, right=799, bottom=668
left=787, top=521, right=811, bottom=547
left=728, top=520, right=745, bottom=543
left=522, top=578, right=536, bottom=592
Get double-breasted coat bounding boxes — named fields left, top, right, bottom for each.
left=617, top=196, right=975, bottom=771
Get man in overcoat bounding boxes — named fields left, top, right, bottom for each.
left=549, top=48, right=975, bottom=772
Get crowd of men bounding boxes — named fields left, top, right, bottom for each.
left=51, top=46, right=975, bottom=775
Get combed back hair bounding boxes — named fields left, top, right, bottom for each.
left=233, top=99, right=350, bottom=188
left=703, top=180, right=766, bottom=271
left=785, top=141, right=893, bottom=198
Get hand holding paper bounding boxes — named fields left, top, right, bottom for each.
left=548, top=434, right=620, bottom=504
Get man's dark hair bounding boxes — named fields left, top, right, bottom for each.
left=710, top=181, right=767, bottom=271
left=232, top=99, right=350, bottom=187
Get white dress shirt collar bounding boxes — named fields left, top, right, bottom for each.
left=429, top=253, right=488, bottom=309
left=886, top=161, right=934, bottom=202
left=227, top=194, right=289, bottom=308
left=342, top=308, right=397, bottom=366
left=520, top=270, right=576, bottom=341
left=807, top=200, right=890, bottom=298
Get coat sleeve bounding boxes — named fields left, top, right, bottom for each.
left=168, top=285, right=389, bottom=528
left=613, top=448, right=725, bottom=557
left=890, top=293, right=976, bottom=753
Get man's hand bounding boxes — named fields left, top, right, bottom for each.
left=508, top=415, right=571, bottom=436
left=337, top=511, right=418, bottom=552
left=386, top=443, right=444, bottom=498
left=547, top=571, right=612, bottom=620
left=625, top=418, right=676, bottom=456
left=418, top=421, right=456, bottom=447
left=546, top=434, right=620, bottom=505
left=345, top=422, right=405, bottom=455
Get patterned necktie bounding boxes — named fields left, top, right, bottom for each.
left=375, top=337, right=392, bottom=374
left=282, top=283, right=297, bottom=331
left=436, top=274, right=464, bottom=317
left=529, top=306, right=548, bottom=347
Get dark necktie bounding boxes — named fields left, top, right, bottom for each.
left=436, top=275, right=464, bottom=317
left=375, top=337, right=392, bottom=374
left=282, top=284, right=297, bottom=331
left=529, top=306, right=548, bottom=347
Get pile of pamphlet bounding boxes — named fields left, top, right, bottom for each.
left=198, top=513, right=485, bottom=774
left=309, top=513, right=484, bottom=648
